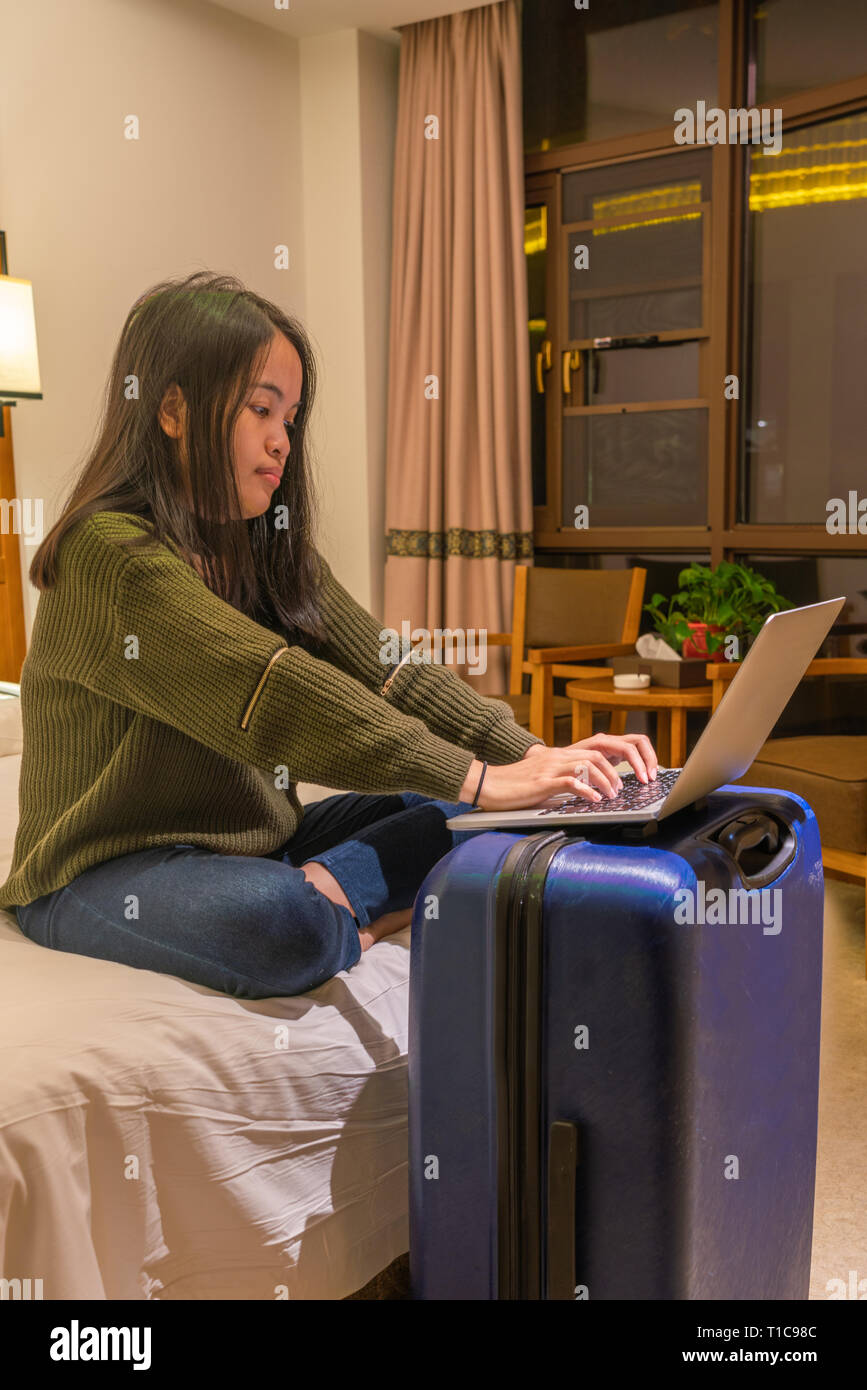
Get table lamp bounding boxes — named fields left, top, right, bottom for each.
left=0, top=230, right=43, bottom=438
left=0, top=228, right=41, bottom=679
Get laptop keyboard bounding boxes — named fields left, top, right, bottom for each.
left=534, top=768, right=681, bottom=816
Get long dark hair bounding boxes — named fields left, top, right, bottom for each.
left=29, top=271, right=328, bottom=644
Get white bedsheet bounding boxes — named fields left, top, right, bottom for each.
left=0, top=750, right=412, bottom=1300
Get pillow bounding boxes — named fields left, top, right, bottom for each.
left=0, top=692, right=22, bottom=757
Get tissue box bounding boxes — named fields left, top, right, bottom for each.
left=610, top=656, right=709, bottom=688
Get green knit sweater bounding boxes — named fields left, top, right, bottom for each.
left=0, top=510, right=541, bottom=911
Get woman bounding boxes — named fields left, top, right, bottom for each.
left=0, top=272, right=657, bottom=998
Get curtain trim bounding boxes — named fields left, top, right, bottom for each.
left=386, top=528, right=534, bottom=560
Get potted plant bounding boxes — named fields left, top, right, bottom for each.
left=644, top=561, right=794, bottom=662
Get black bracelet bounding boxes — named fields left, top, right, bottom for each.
left=471, top=760, right=488, bottom=808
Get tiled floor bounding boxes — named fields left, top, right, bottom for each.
left=298, top=784, right=867, bottom=1301
left=809, top=878, right=867, bottom=1300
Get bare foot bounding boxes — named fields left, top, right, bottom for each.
left=300, top=861, right=354, bottom=914
left=358, top=907, right=412, bottom=952
left=301, top=862, right=411, bottom=950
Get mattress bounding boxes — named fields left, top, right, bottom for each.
left=0, top=726, right=412, bottom=1300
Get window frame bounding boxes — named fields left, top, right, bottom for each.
left=525, top=0, right=867, bottom=563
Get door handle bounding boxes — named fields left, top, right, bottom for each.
left=535, top=338, right=552, bottom=394
left=562, top=348, right=581, bottom=397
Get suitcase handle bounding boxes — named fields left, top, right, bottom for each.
left=547, top=1120, right=578, bottom=1299
left=713, top=812, right=797, bottom=889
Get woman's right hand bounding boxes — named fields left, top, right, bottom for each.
left=459, top=749, right=621, bottom=810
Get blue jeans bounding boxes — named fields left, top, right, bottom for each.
left=15, top=792, right=484, bottom=1000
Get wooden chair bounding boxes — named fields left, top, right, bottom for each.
left=486, top=564, right=647, bottom=745
left=708, top=658, right=867, bottom=973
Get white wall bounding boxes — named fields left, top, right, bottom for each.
left=0, top=0, right=399, bottom=635
left=298, top=27, right=399, bottom=612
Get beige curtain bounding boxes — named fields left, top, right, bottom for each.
left=384, top=0, right=532, bottom=696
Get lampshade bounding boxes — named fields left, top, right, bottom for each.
left=0, top=276, right=42, bottom=397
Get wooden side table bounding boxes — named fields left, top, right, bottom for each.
left=705, top=657, right=867, bottom=711
left=565, top=677, right=714, bottom=768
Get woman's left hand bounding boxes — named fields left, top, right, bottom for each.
left=523, top=732, right=658, bottom=784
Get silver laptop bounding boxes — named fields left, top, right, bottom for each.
left=446, top=597, right=845, bottom=830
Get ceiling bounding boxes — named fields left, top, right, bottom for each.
left=203, top=0, right=497, bottom=45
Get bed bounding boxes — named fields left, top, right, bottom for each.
left=0, top=692, right=413, bottom=1300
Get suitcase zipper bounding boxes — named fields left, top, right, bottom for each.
left=494, top=830, right=569, bottom=1300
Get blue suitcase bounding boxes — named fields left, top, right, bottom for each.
left=408, top=785, right=824, bottom=1300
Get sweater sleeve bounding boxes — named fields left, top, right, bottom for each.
left=312, top=554, right=545, bottom=764
left=75, top=520, right=477, bottom=801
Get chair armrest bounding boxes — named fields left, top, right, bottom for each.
left=526, top=642, right=634, bottom=665
left=486, top=632, right=513, bottom=646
